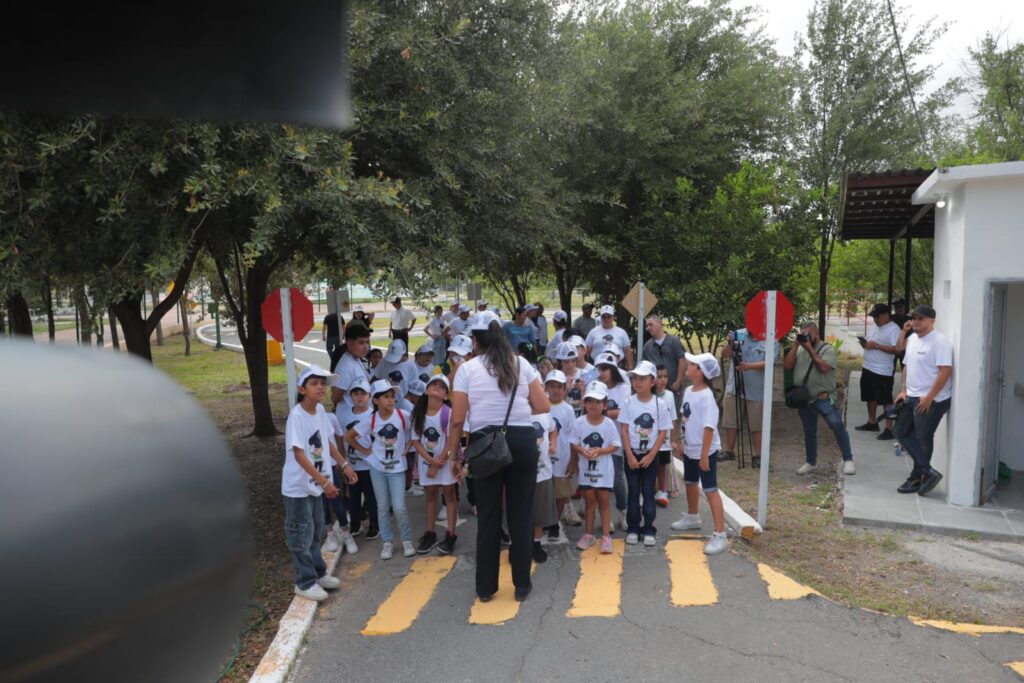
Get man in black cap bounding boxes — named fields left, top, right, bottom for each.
left=572, top=303, right=597, bottom=339
left=855, top=303, right=902, bottom=439
left=893, top=305, right=953, bottom=496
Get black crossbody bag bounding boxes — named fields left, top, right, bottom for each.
left=464, top=366, right=519, bottom=479
left=785, top=343, right=823, bottom=409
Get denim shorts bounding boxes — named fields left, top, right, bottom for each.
left=682, top=451, right=718, bottom=493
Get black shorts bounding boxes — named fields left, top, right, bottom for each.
left=577, top=485, right=613, bottom=492
left=682, top=452, right=718, bottom=493
left=860, top=368, right=895, bottom=404
left=658, top=451, right=671, bottom=465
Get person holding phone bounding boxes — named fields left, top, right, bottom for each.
left=855, top=304, right=903, bottom=440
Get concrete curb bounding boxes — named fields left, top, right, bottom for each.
left=671, top=458, right=763, bottom=539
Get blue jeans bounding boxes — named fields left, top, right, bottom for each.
left=369, top=468, right=412, bottom=543
left=612, top=453, right=627, bottom=512
left=625, top=456, right=658, bottom=536
left=798, top=398, right=853, bottom=465
left=322, top=466, right=349, bottom=528
left=284, top=495, right=327, bottom=590
left=895, top=397, right=950, bottom=478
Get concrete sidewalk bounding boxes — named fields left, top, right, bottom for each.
left=842, top=370, right=1024, bottom=540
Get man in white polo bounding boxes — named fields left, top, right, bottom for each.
left=388, top=296, right=416, bottom=346
left=893, top=305, right=953, bottom=497
left=585, top=305, right=633, bottom=369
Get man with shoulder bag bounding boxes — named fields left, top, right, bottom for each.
left=783, top=322, right=855, bottom=476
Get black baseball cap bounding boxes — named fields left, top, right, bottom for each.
left=910, top=305, right=936, bottom=319
left=868, top=303, right=891, bottom=318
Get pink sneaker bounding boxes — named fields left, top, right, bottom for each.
left=600, top=536, right=613, bottom=554
left=576, top=533, right=595, bottom=550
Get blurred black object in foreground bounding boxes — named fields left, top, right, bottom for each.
left=0, top=340, right=252, bottom=682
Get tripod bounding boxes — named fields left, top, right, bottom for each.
left=730, top=355, right=756, bottom=470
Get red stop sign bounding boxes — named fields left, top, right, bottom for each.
left=745, top=291, right=794, bottom=341
left=262, top=288, right=315, bottom=343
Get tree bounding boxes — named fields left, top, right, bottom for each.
left=967, top=34, right=1024, bottom=162
left=792, top=0, right=955, bottom=334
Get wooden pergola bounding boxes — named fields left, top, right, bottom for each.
left=839, top=168, right=935, bottom=308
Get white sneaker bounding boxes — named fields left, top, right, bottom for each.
left=796, top=463, right=818, bottom=475
left=654, top=490, right=669, bottom=508
left=324, top=529, right=340, bottom=553
left=625, top=532, right=639, bottom=545
left=438, top=506, right=447, bottom=521
left=340, top=530, right=358, bottom=554
left=670, top=513, right=702, bottom=531
left=704, top=532, right=728, bottom=555
left=563, top=503, right=582, bottom=526
left=618, top=510, right=628, bottom=531
left=295, top=583, right=329, bottom=602
left=408, top=484, right=425, bottom=497
left=403, top=541, right=416, bottom=557
left=843, top=460, right=856, bottom=475
left=380, top=542, right=394, bottom=560
left=318, top=574, right=341, bottom=590
left=643, top=534, right=656, bottom=547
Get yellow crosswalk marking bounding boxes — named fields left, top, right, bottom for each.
left=665, top=540, right=718, bottom=607
left=757, top=563, right=820, bottom=600
left=469, top=550, right=535, bottom=625
left=362, top=556, right=456, bottom=636
left=1006, top=661, right=1024, bottom=677
left=909, top=618, right=1024, bottom=637
left=567, top=539, right=625, bottom=618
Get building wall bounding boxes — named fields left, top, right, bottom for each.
left=999, top=284, right=1024, bottom=471
left=934, top=178, right=1024, bottom=505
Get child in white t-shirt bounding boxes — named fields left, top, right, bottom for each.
left=596, top=352, right=629, bottom=532
left=336, top=377, right=378, bottom=539
left=531, top=412, right=558, bottom=562
left=322, top=411, right=359, bottom=556
left=654, top=364, right=681, bottom=507
left=545, top=370, right=579, bottom=541
left=410, top=376, right=459, bottom=556
left=570, top=381, right=622, bottom=554
left=345, top=380, right=414, bottom=560
left=671, top=353, right=728, bottom=555
left=283, top=366, right=358, bottom=602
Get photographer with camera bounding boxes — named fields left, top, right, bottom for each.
left=783, top=322, right=855, bottom=476
left=720, top=327, right=769, bottom=466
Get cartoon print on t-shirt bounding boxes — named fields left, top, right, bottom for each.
left=602, top=333, right=614, bottom=347
left=308, top=431, right=326, bottom=486
left=422, top=426, right=442, bottom=455
left=582, top=432, right=604, bottom=473
left=681, top=401, right=691, bottom=423
left=551, top=417, right=562, bottom=464
left=388, top=370, right=404, bottom=386
left=634, top=412, right=654, bottom=451
left=418, top=371, right=431, bottom=384
left=377, top=423, right=400, bottom=469
left=345, top=420, right=362, bottom=461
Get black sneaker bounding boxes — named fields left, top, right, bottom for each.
left=876, top=428, right=895, bottom=440
left=917, top=470, right=944, bottom=496
left=897, top=477, right=922, bottom=494
left=718, top=450, right=737, bottom=462
left=350, top=524, right=363, bottom=537
left=365, top=526, right=380, bottom=541
left=437, top=532, right=457, bottom=555
left=751, top=455, right=761, bottom=468
left=514, top=584, right=532, bottom=602
left=416, top=531, right=438, bottom=554
left=546, top=525, right=560, bottom=541
left=532, top=541, right=548, bottom=564
left=854, top=422, right=880, bottom=432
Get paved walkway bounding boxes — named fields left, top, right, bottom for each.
left=843, top=371, right=1024, bottom=540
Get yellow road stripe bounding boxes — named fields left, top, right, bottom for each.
left=567, top=539, right=625, bottom=618
left=469, top=550, right=535, bottom=625
left=1006, top=661, right=1024, bottom=677
left=909, top=617, right=1024, bottom=637
left=757, top=563, right=820, bottom=600
left=361, top=556, right=456, bottom=636
left=665, top=540, right=718, bottom=607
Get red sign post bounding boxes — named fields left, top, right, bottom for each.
left=262, top=288, right=315, bottom=409
left=744, top=290, right=794, bottom=341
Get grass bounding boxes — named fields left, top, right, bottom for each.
left=152, top=335, right=290, bottom=401
left=31, top=320, right=77, bottom=334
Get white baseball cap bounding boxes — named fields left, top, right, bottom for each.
left=449, top=334, right=473, bottom=356
left=629, top=360, right=658, bottom=378
left=569, top=335, right=586, bottom=347
left=354, top=304, right=365, bottom=312
left=552, top=310, right=567, bottom=322
left=298, top=364, right=338, bottom=386
left=383, top=339, right=407, bottom=363
left=470, top=310, right=500, bottom=331
left=554, top=342, right=578, bottom=360
left=407, top=379, right=427, bottom=397
left=416, top=343, right=435, bottom=356
left=685, top=352, right=721, bottom=379
left=524, top=303, right=538, bottom=312
left=584, top=380, right=608, bottom=400
left=605, top=342, right=624, bottom=359
left=476, top=299, right=488, bottom=308
left=426, top=375, right=450, bottom=391
left=370, top=379, right=396, bottom=397
left=347, top=377, right=371, bottom=394
left=545, top=369, right=567, bottom=385
left=458, top=304, right=470, bottom=314
left=598, top=305, right=615, bottom=316
left=594, top=352, right=619, bottom=367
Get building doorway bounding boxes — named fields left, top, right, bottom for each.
left=984, top=282, right=1024, bottom=509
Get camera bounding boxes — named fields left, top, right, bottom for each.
left=796, top=333, right=809, bottom=344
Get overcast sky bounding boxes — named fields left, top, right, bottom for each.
left=734, top=0, right=1024, bottom=116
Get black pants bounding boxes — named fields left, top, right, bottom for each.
left=392, top=329, right=410, bottom=346
left=473, top=426, right=539, bottom=597
left=347, top=469, right=378, bottom=531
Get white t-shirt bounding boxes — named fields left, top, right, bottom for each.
left=605, top=383, right=630, bottom=415
left=414, top=362, right=436, bottom=385
left=356, top=409, right=410, bottom=473
left=680, top=386, right=721, bottom=459
left=585, top=325, right=630, bottom=358
left=618, top=394, right=674, bottom=453
left=863, top=321, right=902, bottom=376
left=549, top=401, right=576, bottom=478
left=336, top=352, right=371, bottom=407
left=373, top=359, right=417, bottom=397
left=535, top=315, right=548, bottom=346
left=442, top=310, right=457, bottom=324
left=904, top=331, right=953, bottom=401
left=564, top=368, right=585, bottom=416
left=413, top=407, right=455, bottom=487
left=426, top=317, right=445, bottom=340
left=282, top=403, right=337, bottom=497
left=336, top=404, right=372, bottom=471
left=452, top=357, right=536, bottom=432
left=570, top=415, right=621, bottom=488
left=391, top=306, right=415, bottom=331
left=531, top=413, right=555, bottom=482
left=445, top=317, right=471, bottom=338
left=550, top=329, right=566, bottom=351
left=657, top=390, right=677, bottom=451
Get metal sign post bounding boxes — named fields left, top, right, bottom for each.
left=757, top=290, right=777, bottom=528
left=637, top=283, right=645, bottom=364
left=280, top=288, right=298, bottom=410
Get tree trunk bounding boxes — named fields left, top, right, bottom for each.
left=108, top=305, right=120, bottom=351
left=243, top=264, right=277, bottom=436
left=6, top=290, right=34, bottom=338
left=180, top=298, right=191, bottom=356
left=75, top=287, right=92, bottom=345
left=111, top=293, right=153, bottom=361
left=95, top=310, right=105, bottom=348
left=817, top=229, right=830, bottom=336
left=43, top=280, right=55, bottom=342
left=151, top=288, right=164, bottom=346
